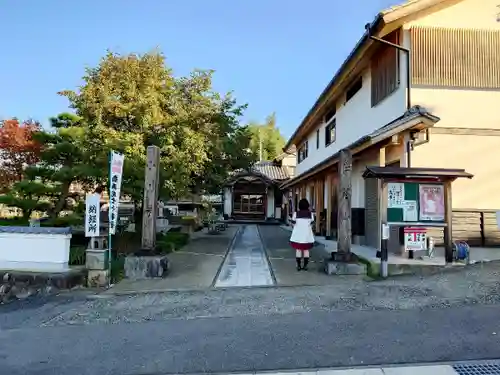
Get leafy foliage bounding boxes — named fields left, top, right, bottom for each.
left=247, top=113, right=286, bottom=161
left=0, top=113, right=107, bottom=219
left=0, top=119, right=41, bottom=192
left=59, top=50, right=254, bottom=199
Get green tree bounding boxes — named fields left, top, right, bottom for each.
left=248, top=113, right=286, bottom=161
left=0, top=113, right=122, bottom=221
left=59, top=50, right=253, bottom=199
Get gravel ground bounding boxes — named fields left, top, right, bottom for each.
left=2, top=260, right=492, bottom=328
left=1, top=261, right=500, bottom=375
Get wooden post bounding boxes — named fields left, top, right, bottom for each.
left=141, top=145, right=160, bottom=250
left=443, top=180, right=453, bottom=263
left=326, top=174, right=333, bottom=239
left=337, top=149, right=352, bottom=257
left=316, top=178, right=323, bottom=235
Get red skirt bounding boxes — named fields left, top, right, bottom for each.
left=290, top=241, right=314, bottom=250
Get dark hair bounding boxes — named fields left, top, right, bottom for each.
left=298, top=198, right=310, bottom=211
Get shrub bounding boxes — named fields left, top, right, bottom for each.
left=110, top=256, right=125, bottom=283
left=156, top=231, right=189, bottom=253
left=69, top=246, right=86, bottom=266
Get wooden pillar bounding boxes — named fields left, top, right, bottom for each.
left=326, top=174, right=333, bottom=239
left=142, top=145, right=160, bottom=250
left=443, top=180, right=453, bottom=263
left=337, top=149, right=353, bottom=256
left=316, top=177, right=323, bottom=235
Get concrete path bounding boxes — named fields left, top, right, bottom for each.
left=214, top=224, right=274, bottom=287
left=259, top=225, right=365, bottom=286
left=107, top=226, right=238, bottom=293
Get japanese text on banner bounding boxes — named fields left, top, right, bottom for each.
left=109, top=152, right=124, bottom=235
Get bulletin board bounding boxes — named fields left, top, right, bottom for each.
left=386, top=181, right=445, bottom=224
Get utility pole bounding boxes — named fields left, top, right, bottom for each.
left=259, top=128, right=263, bottom=161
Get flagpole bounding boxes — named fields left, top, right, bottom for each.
left=108, top=151, right=112, bottom=287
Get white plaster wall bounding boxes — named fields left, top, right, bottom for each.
left=296, top=65, right=406, bottom=176
left=223, top=188, right=232, bottom=216
left=0, top=233, right=72, bottom=271
left=351, top=161, right=366, bottom=208
left=266, top=189, right=275, bottom=218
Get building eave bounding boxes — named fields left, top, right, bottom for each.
left=281, top=106, right=439, bottom=189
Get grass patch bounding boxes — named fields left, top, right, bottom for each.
left=357, top=257, right=380, bottom=279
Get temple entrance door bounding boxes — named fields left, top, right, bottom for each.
left=232, top=179, right=267, bottom=220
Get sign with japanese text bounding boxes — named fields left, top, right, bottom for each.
left=387, top=182, right=405, bottom=208
left=404, top=227, right=427, bottom=252
left=85, top=193, right=101, bottom=237
left=109, top=151, right=124, bottom=235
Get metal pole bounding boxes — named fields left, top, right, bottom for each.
left=108, top=151, right=112, bottom=287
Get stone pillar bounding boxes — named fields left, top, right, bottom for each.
left=141, top=145, right=160, bottom=250
left=337, top=149, right=352, bottom=258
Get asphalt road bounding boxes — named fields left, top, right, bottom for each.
left=1, top=300, right=500, bottom=375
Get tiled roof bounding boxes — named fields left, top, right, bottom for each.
left=0, top=226, right=72, bottom=235
left=252, top=161, right=290, bottom=181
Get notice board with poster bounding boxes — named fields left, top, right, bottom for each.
left=387, top=181, right=445, bottom=224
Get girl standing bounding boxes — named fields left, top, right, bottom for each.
left=290, top=198, right=315, bottom=271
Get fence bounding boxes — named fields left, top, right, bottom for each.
left=426, top=209, right=500, bottom=247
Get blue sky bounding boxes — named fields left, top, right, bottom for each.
left=1, top=0, right=400, bottom=137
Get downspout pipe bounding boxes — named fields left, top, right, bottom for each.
left=365, top=24, right=413, bottom=166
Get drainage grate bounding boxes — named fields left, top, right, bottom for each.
left=454, top=362, right=500, bottom=375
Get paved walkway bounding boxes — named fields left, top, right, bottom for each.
left=214, top=224, right=274, bottom=287
left=259, top=225, right=365, bottom=286
left=106, top=226, right=238, bottom=293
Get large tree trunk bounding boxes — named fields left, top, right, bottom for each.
left=50, top=181, right=72, bottom=219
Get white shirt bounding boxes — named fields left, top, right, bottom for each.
left=290, top=211, right=315, bottom=244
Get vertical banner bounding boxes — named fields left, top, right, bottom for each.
left=109, top=151, right=124, bottom=235
left=85, top=193, right=101, bottom=237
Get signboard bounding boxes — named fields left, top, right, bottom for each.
left=85, top=193, right=101, bottom=237
left=387, top=182, right=405, bottom=208
left=419, top=184, right=445, bottom=221
left=109, top=151, right=124, bottom=235
left=404, top=227, right=427, bottom=252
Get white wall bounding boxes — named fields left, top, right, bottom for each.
left=295, top=65, right=407, bottom=176
left=0, top=232, right=72, bottom=271
left=223, top=188, right=232, bottom=216
left=266, top=189, right=275, bottom=218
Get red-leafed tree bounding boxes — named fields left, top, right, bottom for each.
left=0, top=119, right=42, bottom=192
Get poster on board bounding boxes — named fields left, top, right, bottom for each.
left=387, top=182, right=405, bottom=208
left=402, top=200, right=418, bottom=222
left=419, top=184, right=445, bottom=221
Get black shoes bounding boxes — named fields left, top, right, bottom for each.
left=296, top=257, right=309, bottom=271
left=303, top=258, right=309, bottom=271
